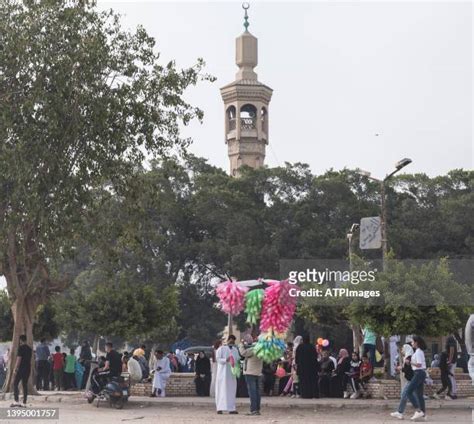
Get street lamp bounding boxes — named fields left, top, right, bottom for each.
left=357, top=158, right=412, bottom=270
left=347, top=223, right=360, bottom=272
left=347, top=223, right=362, bottom=352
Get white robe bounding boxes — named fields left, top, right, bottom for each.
left=210, top=359, right=217, bottom=397
left=152, top=357, right=171, bottom=397
left=215, top=345, right=239, bottom=412
left=127, top=357, right=143, bottom=384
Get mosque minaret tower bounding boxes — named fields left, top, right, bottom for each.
left=220, top=3, right=273, bottom=176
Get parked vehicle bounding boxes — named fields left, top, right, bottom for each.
left=85, top=360, right=130, bottom=409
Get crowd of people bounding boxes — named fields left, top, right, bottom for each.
left=0, top=331, right=463, bottom=420
left=210, top=333, right=377, bottom=416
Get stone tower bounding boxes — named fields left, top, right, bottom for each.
left=220, top=5, right=273, bottom=176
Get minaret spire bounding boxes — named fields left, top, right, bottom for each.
left=243, top=2, right=250, bottom=31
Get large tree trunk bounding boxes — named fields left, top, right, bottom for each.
left=2, top=227, right=67, bottom=394
left=351, top=323, right=363, bottom=353
left=3, top=295, right=41, bottom=395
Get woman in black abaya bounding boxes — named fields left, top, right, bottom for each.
left=194, top=351, right=211, bottom=396
left=295, top=335, right=320, bottom=398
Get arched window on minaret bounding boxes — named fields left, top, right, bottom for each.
left=226, top=105, right=236, bottom=132
left=240, top=104, right=257, bottom=130
left=261, top=107, right=268, bottom=134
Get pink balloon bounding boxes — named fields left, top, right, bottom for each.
left=259, top=280, right=298, bottom=334
left=216, top=281, right=249, bottom=316
left=275, top=367, right=286, bottom=378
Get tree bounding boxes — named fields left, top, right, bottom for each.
left=344, top=259, right=473, bottom=337
left=54, top=269, right=179, bottom=347
left=0, top=292, right=59, bottom=342
left=0, top=0, right=210, bottom=390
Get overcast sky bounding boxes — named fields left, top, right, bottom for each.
left=95, top=0, right=472, bottom=178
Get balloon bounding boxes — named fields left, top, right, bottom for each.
left=275, top=366, right=286, bottom=378
left=230, top=356, right=241, bottom=378
left=322, top=339, right=329, bottom=347
left=254, top=330, right=287, bottom=363
left=244, top=289, right=264, bottom=325
left=317, top=337, right=324, bottom=346
left=259, top=280, right=298, bottom=334
left=216, top=280, right=248, bottom=316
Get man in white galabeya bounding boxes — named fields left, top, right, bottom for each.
left=215, top=335, right=240, bottom=415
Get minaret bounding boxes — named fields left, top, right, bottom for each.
left=220, top=3, right=273, bottom=176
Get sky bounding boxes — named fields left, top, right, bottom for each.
left=92, top=0, right=473, bottom=179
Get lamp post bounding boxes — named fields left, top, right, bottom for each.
left=347, top=223, right=362, bottom=352
left=347, top=223, right=359, bottom=273
left=358, top=158, right=412, bottom=270
left=357, top=158, right=412, bottom=373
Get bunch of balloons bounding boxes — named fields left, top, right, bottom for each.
left=316, top=337, right=330, bottom=348
left=216, top=280, right=248, bottom=315
left=260, top=280, right=297, bottom=334
left=229, top=354, right=241, bottom=378
left=253, top=331, right=287, bottom=363
left=244, top=289, right=264, bottom=325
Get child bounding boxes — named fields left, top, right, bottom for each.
left=433, top=351, right=454, bottom=400
left=52, top=346, right=64, bottom=391
left=64, top=348, right=76, bottom=390
left=359, top=354, right=373, bottom=398
left=344, top=351, right=361, bottom=399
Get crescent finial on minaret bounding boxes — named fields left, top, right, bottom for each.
left=242, top=2, right=250, bottom=31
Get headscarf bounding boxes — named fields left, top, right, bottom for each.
left=175, top=349, right=187, bottom=366
left=133, top=348, right=145, bottom=357
left=402, top=344, right=414, bottom=358
left=292, top=335, right=303, bottom=356
left=337, top=348, right=349, bottom=364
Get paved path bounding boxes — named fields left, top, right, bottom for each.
left=0, top=400, right=471, bottom=424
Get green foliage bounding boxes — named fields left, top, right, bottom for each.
left=344, top=259, right=473, bottom=336
left=54, top=270, right=179, bottom=341
left=0, top=292, right=59, bottom=341
left=33, top=302, right=60, bottom=341
left=0, top=0, right=211, bottom=303
left=0, top=291, right=13, bottom=341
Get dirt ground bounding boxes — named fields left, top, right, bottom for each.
left=0, top=400, right=470, bottom=424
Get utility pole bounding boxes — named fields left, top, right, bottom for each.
left=357, top=158, right=412, bottom=373
left=347, top=223, right=362, bottom=352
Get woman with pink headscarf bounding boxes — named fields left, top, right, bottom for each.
left=329, top=348, right=351, bottom=398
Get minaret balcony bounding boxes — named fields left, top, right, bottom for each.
left=240, top=117, right=256, bottom=130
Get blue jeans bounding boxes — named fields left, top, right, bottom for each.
left=362, top=344, right=376, bottom=368
left=245, top=375, right=261, bottom=413
left=398, top=369, right=426, bottom=414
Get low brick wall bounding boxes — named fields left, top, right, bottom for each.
left=131, top=371, right=474, bottom=399
left=366, top=375, right=473, bottom=399
left=132, top=373, right=197, bottom=397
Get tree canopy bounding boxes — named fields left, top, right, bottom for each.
left=0, top=0, right=211, bottom=390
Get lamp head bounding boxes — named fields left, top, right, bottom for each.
left=395, top=158, right=412, bottom=170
